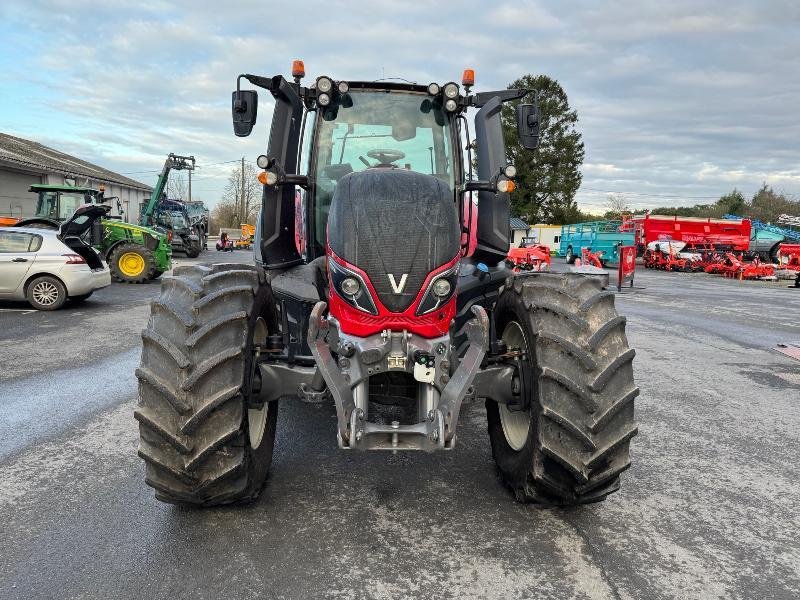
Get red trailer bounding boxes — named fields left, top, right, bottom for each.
left=634, top=214, right=751, bottom=252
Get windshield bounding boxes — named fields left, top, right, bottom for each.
left=36, top=191, right=85, bottom=220
left=311, top=90, right=456, bottom=253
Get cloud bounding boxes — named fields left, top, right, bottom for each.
left=0, top=0, right=798, bottom=211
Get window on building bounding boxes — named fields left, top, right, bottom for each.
left=554, top=235, right=560, bottom=243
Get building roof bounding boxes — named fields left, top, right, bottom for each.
left=510, top=217, right=529, bottom=230
left=0, top=132, right=152, bottom=191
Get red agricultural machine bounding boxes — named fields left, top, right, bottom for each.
left=507, top=244, right=551, bottom=272
left=704, top=253, right=774, bottom=279
left=778, top=243, right=800, bottom=271
left=642, top=240, right=703, bottom=272
left=635, top=214, right=751, bottom=254
left=580, top=247, right=605, bottom=269
left=134, top=62, right=637, bottom=508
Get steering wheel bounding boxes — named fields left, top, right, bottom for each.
left=366, top=149, right=406, bottom=166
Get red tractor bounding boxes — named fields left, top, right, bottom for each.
left=134, top=63, right=637, bottom=508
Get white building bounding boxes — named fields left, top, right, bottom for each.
left=0, top=132, right=151, bottom=222
left=527, top=224, right=563, bottom=252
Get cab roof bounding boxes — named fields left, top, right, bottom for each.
left=29, top=184, right=100, bottom=193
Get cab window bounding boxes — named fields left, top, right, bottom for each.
left=58, top=194, right=84, bottom=219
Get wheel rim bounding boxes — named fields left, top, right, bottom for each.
left=499, top=320, right=531, bottom=451
left=119, top=252, right=145, bottom=277
left=248, top=317, right=269, bottom=449
left=32, top=281, right=59, bottom=306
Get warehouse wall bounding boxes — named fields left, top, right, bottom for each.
left=0, top=168, right=42, bottom=217
left=0, top=166, right=149, bottom=222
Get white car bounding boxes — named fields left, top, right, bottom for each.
left=0, top=205, right=111, bottom=310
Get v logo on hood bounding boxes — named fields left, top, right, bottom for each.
left=387, top=273, right=408, bottom=294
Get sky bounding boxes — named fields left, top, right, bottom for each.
left=0, top=0, right=798, bottom=213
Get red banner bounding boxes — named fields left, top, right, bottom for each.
left=618, top=245, right=636, bottom=291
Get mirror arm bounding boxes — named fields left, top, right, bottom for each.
left=282, top=174, right=311, bottom=190
left=464, top=180, right=496, bottom=193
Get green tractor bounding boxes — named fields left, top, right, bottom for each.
left=17, top=184, right=172, bottom=283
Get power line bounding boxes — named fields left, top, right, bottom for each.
left=117, top=158, right=255, bottom=176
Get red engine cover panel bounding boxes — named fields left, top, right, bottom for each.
left=327, top=250, right=458, bottom=338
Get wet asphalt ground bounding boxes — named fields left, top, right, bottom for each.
left=1, top=252, right=799, bottom=600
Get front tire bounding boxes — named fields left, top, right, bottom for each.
left=184, top=240, right=201, bottom=258
left=486, top=273, right=638, bottom=505
left=135, top=263, right=279, bottom=506
left=109, top=243, right=156, bottom=283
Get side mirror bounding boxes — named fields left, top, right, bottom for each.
left=232, top=90, right=258, bottom=137
left=516, top=103, right=539, bottom=150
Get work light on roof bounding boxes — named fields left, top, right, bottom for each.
left=256, top=154, right=270, bottom=169
left=316, top=76, right=333, bottom=93
left=443, top=82, right=459, bottom=99
left=427, top=83, right=440, bottom=96
left=317, top=93, right=331, bottom=106
left=337, top=81, right=350, bottom=94
left=444, top=99, right=457, bottom=112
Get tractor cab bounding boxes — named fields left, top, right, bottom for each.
left=147, top=197, right=201, bottom=257
left=29, top=185, right=105, bottom=224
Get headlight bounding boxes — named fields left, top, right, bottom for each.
left=256, top=154, right=270, bottom=168
left=328, top=258, right=378, bottom=315
left=432, top=278, right=451, bottom=297
left=318, top=93, right=331, bottom=106
left=341, top=277, right=360, bottom=296
left=316, top=76, right=333, bottom=93
left=496, top=178, right=516, bottom=193
left=416, top=265, right=458, bottom=315
left=337, top=81, right=349, bottom=94
left=443, top=82, right=459, bottom=99
left=427, top=82, right=440, bottom=96
left=444, top=99, right=457, bottom=112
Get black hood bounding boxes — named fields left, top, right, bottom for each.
left=327, top=169, right=460, bottom=313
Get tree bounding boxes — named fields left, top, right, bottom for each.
left=209, top=199, right=241, bottom=234
left=167, top=173, right=188, bottom=200
left=208, top=161, right=262, bottom=235
left=719, top=189, right=746, bottom=216
left=222, top=161, right=261, bottom=224
left=604, top=193, right=629, bottom=220
left=501, top=74, right=585, bottom=224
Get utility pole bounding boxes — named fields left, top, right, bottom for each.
left=240, top=157, right=245, bottom=224
left=188, top=169, right=192, bottom=203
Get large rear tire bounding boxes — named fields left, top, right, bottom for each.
left=109, top=243, right=156, bottom=284
left=487, top=273, right=638, bottom=505
left=135, top=263, right=279, bottom=506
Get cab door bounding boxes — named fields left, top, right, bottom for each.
left=0, top=231, right=40, bottom=295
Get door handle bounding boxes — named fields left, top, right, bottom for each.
left=12, top=258, right=28, bottom=262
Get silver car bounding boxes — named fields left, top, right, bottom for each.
left=0, top=218, right=111, bottom=310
